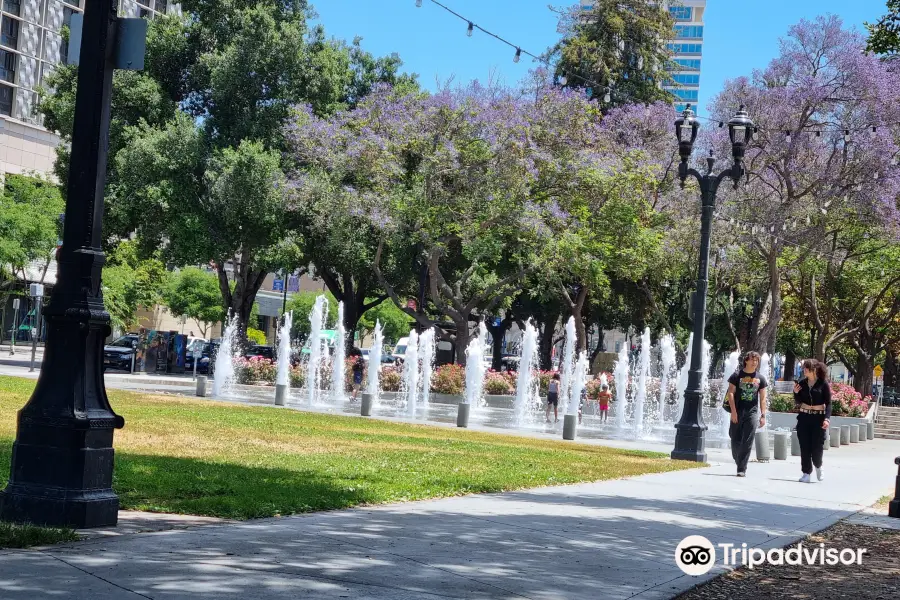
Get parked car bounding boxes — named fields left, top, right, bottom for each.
left=244, top=345, right=275, bottom=360
left=392, top=337, right=409, bottom=362
left=103, top=334, right=139, bottom=372
left=186, top=340, right=220, bottom=375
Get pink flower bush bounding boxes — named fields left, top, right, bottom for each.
left=830, top=383, right=869, bottom=418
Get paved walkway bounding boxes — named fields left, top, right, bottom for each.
left=0, top=438, right=897, bottom=599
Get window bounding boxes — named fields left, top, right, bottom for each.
left=139, top=8, right=150, bottom=18
left=62, top=0, right=82, bottom=7
left=2, top=0, right=21, bottom=16
left=675, top=25, right=704, bottom=39
left=672, top=88, right=699, bottom=102
left=674, top=58, right=701, bottom=71
left=1, top=16, right=19, bottom=49
left=667, top=43, right=702, bottom=55
left=156, top=0, right=168, bottom=13
left=137, top=0, right=150, bottom=6
left=674, top=103, right=689, bottom=113
left=0, top=83, right=12, bottom=116
left=615, top=341, right=622, bottom=353
left=671, top=73, right=700, bottom=85
left=0, top=48, right=13, bottom=83
left=669, top=6, right=692, bottom=20
left=63, top=6, right=75, bottom=28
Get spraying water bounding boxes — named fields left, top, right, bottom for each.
left=464, top=323, right=488, bottom=409
left=658, top=335, right=676, bottom=424
left=613, top=344, right=630, bottom=429
left=402, top=331, right=420, bottom=417
left=514, top=320, right=540, bottom=427
left=418, top=327, right=435, bottom=408
left=700, top=340, right=712, bottom=403
left=367, top=319, right=384, bottom=396
left=212, top=313, right=238, bottom=397
left=559, top=317, right=577, bottom=413
left=759, top=352, right=771, bottom=429
left=674, top=333, right=694, bottom=424
left=306, top=295, right=328, bottom=406
left=331, top=301, right=346, bottom=403
left=632, top=328, right=652, bottom=438
left=275, top=311, right=293, bottom=388
left=719, top=350, right=741, bottom=439
left=568, top=351, right=589, bottom=417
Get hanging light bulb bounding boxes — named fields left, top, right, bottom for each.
left=844, top=130, right=851, bottom=143
left=752, top=127, right=759, bottom=141
left=416, top=0, right=422, bottom=6
left=824, top=199, right=832, bottom=208
left=785, top=131, right=792, bottom=144
left=892, top=156, right=898, bottom=166
left=513, top=48, right=521, bottom=63
left=467, top=21, right=474, bottom=37
left=815, top=131, right=821, bottom=137
left=604, top=90, right=611, bottom=103
left=559, top=73, right=568, bottom=85
left=874, top=171, right=880, bottom=180
left=821, top=208, right=828, bottom=215
left=806, top=215, right=811, bottom=226
left=637, top=55, right=644, bottom=70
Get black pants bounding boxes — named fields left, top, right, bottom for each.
left=729, top=404, right=758, bottom=473
left=796, top=413, right=826, bottom=474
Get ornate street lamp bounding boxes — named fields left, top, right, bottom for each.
left=671, top=104, right=753, bottom=463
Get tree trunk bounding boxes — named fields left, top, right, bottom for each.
left=748, top=252, right=782, bottom=353
left=216, top=256, right=266, bottom=348
left=855, top=351, right=874, bottom=397
left=561, top=285, right=589, bottom=352
left=885, top=348, right=898, bottom=388
left=488, top=312, right=513, bottom=371
left=455, top=318, right=471, bottom=367
left=783, top=348, right=796, bottom=382
left=539, top=312, right=558, bottom=371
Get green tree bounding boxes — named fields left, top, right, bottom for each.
left=866, top=0, right=900, bottom=54
left=102, top=241, right=168, bottom=331
left=285, top=290, right=339, bottom=342
left=358, top=298, right=411, bottom=346
left=163, top=267, right=225, bottom=338
left=551, top=0, right=676, bottom=106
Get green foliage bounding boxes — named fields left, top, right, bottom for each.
left=768, top=394, right=796, bottom=414
left=358, top=299, right=411, bottom=345
left=431, top=364, right=465, bottom=395
left=552, top=0, right=676, bottom=106
left=164, top=268, right=224, bottom=335
left=866, top=0, right=900, bottom=54
left=0, top=175, right=64, bottom=275
left=285, top=291, right=338, bottom=340
left=246, top=328, right=268, bottom=345
left=103, top=241, right=168, bottom=331
left=0, top=522, right=78, bottom=549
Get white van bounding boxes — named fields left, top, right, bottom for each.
left=392, top=337, right=409, bottom=362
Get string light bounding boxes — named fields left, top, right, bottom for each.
left=785, top=131, right=792, bottom=144
left=513, top=47, right=521, bottom=63
left=466, top=21, right=473, bottom=37
left=844, top=130, right=851, bottom=143
left=604, top=91, right=611, bottom=103
left=559, top=73, right=568, bottom=85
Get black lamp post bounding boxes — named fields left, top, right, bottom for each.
left=671, top=104, right=753, bottom=463
left=0, top=2, right=137, bottom=527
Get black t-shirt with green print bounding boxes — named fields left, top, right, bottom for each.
left=727, top=370, right=768, bottom=409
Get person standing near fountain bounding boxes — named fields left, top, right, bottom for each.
left=597, top=383, right=611, bottom=423
left=350, top=351, right=364, bottom=402
left=793, top=359, right=831, bottom=483
left=546, top=374, right=560, bottom=423
left=725, top=351, right=768, bottom=477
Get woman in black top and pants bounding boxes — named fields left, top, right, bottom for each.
left=793, top=359, right=832, bottom=483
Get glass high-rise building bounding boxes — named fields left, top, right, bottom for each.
left=578, top=0, right=706, bottom=113
left=0, top=1, right=175, bottom=179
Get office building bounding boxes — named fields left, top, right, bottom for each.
left=579, top=0, right=706, bottom=112
left=0, top=0, right=174, bottom=178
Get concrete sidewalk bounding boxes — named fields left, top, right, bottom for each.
left=0, top=440, right=897, bottom=600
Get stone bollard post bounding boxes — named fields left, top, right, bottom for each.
left=840, top=425, right=850, bottom=445
left=361, top=392, right=374, bottom=417
left=829, top=425, right=841, bottom=448
left=773, top=431, right=789, bottom=460
left=755, top=430, right=770, bottom=462
left=867, top=421, right=875, bottom=440
left=562, top=415, right=577, bottom=441
left=274, top=384, right=287, bottom=406
left=858, top=424, right=867, bottom=443
left=791, top=430, right=801, bottom=456
left=196, top=375, right=207, bottom=397
left=457, top=402, right=470, bottom=428
left=889, top=457, right=900, bottom=519
left=849, top=424, right=860, bottom=444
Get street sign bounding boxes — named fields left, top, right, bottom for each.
left=273, top=279, right=284, bottom=292
left=874, top=365, right=884, bottom=378
left=29, top=283, right=44, bottom=298
left=11, top=298, right=19, bottom=310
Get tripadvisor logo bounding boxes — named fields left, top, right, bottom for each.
left=675, top=535, right=867, bottom=575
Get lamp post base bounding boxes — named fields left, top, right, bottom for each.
left=671, top=422, right=707, bottom=463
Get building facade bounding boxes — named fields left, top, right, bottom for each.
left=0, top=0, right=174, bottom=178
left=579, top=0, right=706, bottom=113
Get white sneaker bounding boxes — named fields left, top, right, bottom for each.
left=816, top=467, right=823, bottom=481
left=799, top=473, right=811, bottom=483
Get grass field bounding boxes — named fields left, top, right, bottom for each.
left=0, top=376, right=700, bottom=522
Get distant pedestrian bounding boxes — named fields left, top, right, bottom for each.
left=725, top=351, right=768, bottom=477
left=597, top=384, right=611, bottom=423
left=793, top=359, right=831, bottom=483
left=546, top=373, right=561, bottom=423
left=350, top=354, right=364, bottom=401
left=578, top=386, right=587, bottom=425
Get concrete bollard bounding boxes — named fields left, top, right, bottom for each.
left=196, top=375, right=207, bottom=397
left=829, top=425, right=841, bottom=448
left=849, top=424, right=860, bottom=444
left=562, top=415, right=577, bottom=440
left=889, top=457, right=900, bottom=519
left=858, top=424, right=867, bottom=443
left=457, top=402, right=470, bottom=428
left=361, top=392, right=374, bottom=417
left=791, top=430, right=801, bottom=456
left=868, top=421, right=875, bottom=440
left=840, top=425, right=850, bottom=445
left=773, top=431, right=790, bottom=460
left=274, top=384, right=288, bottom=406
left=755, top=430, right=770, bottom=462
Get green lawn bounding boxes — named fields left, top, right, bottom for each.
left=0, top=376, right=700, bottom=521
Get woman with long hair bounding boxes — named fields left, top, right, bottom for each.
left=793, top=359, right=831, bottom=483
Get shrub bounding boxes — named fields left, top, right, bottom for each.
left=768, top=393, right=796, bottom=413
left=289, top=366, right=305, bottom=388
left=484, top=371, right=514, bottom=395
left=431, top=363, right=465, bottom=395
left=380, top=366, right=402, bottom=392
left=831, top=383, right=868, bottom=417
left=233, top=356, right=276, bottom=384
left=246, top=328, right=267, bottom=345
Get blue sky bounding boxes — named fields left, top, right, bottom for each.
left=312, top=0, right=889, bottom=114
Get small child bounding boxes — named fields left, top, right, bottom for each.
left=597, top=384, right=611, bottom=423
left=350, top=356, right=364, bottom=401
left=578, top=386, right=587, bottom=425
left=546, top=373, right=560, bottom=423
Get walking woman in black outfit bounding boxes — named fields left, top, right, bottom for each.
left=793, top=359, right=831, bottom=483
